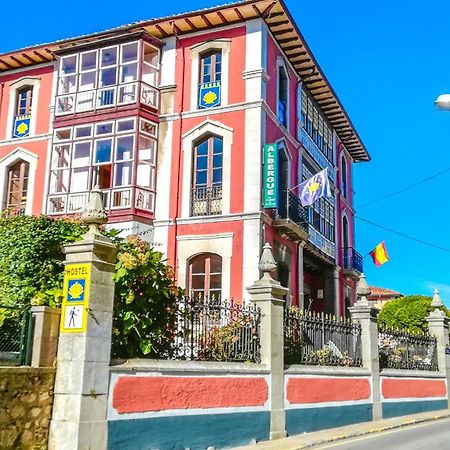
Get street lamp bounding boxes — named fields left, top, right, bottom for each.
left=435, top=94, right=450, bottom=110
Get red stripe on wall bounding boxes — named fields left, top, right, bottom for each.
left=286, top=377, right=371, bottom=404
left=112, top=376, right=268, bottom=414
left=382, top=378, right=447, bottom=399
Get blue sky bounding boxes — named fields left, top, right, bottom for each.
left=2, top=0, right=450, bottom=303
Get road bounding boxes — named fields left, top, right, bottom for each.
left=312, top=418, right=450, bottom=450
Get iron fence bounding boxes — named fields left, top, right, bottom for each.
left=284, top=308, right=362, bottom=367
left=0, top=305, right=33, bottom=365
left=167, top=297, right=261, bottom=363
left=378, top=327, right=438, bottom=371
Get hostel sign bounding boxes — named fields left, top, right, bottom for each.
left=60, top=263, right=91, bottom=333
left=263, top=144, right=278, bottom=208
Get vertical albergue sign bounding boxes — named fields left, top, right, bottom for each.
left=60, top=263, right=91, bottom=333
left=263, top=143, right=278, bottom=208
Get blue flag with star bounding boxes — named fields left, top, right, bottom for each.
left=298, top=168, right=332, bottom=207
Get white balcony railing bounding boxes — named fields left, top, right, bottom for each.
left=55, top=81, right=159, bottom=116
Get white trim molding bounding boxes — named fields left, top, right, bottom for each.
left=6, top=76, right=42, bottom=140
left=0, top=147, right=38, bottom=215
left=189, top=39, right=231, bottom=111
left=177, top=233, right=233, bottom=301
left=181, top=119, right=233, bottom=218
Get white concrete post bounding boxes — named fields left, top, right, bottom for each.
left=426, top=289, right=449, bottom=376
left=49, top=187, right=116, bottom=450
left=349, top=273, right=382, bottom=420
left=246, top=243, right=288, bottom=440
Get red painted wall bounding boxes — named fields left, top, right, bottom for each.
left=382, top=378, right=447, bottom=399
left=286, top=377, right=371, bottom=404
left=0, top=65, right=55, bottom=215
left=112, top=376, right=268, bottom=413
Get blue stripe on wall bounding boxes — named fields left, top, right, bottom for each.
left=382, top=400, right=448, bottom=419
left=286, top=403, right=373, bottom=435
left=108, top=411, right=270, bottom=450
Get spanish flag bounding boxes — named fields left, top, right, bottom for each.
left=369, top=241, right=390, bottom=267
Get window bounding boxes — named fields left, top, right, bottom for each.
left=12, top=86, right=33, bottom=139
left=300, top=88, right=333, bottom=163
left=198, top=50, right=222, bottom=109
left=4, top=160, right=29, bottom=214
left=341, top=156, right=348, bottom=198
left=277, top=65, right=288, bottom=128
left=47, top=118, right=157, bottom=214
left=55, top=41, right=160, bottom=115
left=303, top=160, right=335, bottom=241
left=187, top=253, right=222, bottom=299
left=191, top=135, right=223, bottom=216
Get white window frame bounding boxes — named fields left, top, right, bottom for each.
left=181, top=119, right=233, bottom=218
left=0, top=148, right=38, bottom=215
left=190, top=40, right=231, bottom=111
left=6, top=77, right=41, bottom=139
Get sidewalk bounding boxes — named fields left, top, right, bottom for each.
left=235, top=409, right=450, bottom=450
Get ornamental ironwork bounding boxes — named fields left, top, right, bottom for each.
left=169, top=296, right=261, bottom=363
left=284, top=308, right=362, bottom=367
left=378, top=327, right=438, bottom=371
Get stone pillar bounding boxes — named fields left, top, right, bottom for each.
left=297, top=242, right=306, bottom=309
left=333, top=267, right=341, bottom=317
left=30, top=306, right=61, bottom=367
left=426, top=289, right=449, bottom=376
left=247, top=243, right=288, bottom=440
left=349, top=274, right=382, bottom=420
left=49, top=187, right=116, bottom=450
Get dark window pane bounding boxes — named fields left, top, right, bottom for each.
left=196, top=170, right=207, bottom=185
left=213, top=137, right=223, bottom=154
left=210, top=274, right=221, bottom=290
left=196, top=140, right=208, bottom=156
left=209, top=255, right=222, bottom=273
left=212, top=168, right=222, bottom=184
left=196, top=155, right=207, bottom=170
left=212, top=154, right=222, bottom=168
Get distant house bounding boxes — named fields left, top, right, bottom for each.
left=368, top=286, right=402, bottom=309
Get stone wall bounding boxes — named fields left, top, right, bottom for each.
left=0, top=367, right=55, bottom=449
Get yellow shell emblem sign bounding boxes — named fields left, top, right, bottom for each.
left=68, top=281, right=84, bottom=300
left=16, top=122, right=29, bottom=135
left=308, top=182, right=321, bottom=193
left=203, top=90, right=218, bottom=105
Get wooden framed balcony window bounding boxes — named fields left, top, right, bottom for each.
left=4, top=160, right=29, bottom=214
left=191, top=135, right=223, bottom=216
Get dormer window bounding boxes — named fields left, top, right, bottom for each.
left=198, top=50, right=222, bottom=109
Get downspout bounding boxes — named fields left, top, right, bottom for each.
left=171, top=24, right=185, bottom=282
left=0, top=82, right=4, bottom=133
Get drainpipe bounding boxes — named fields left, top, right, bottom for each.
left=0, top=82, right=4, bottom=134
left=171, top=23, right=185, bottom=281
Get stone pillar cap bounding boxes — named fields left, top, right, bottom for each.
left=81, top=186, right=108, bottom=235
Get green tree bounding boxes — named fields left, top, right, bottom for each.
left=377, top=295, right=450, bottom=333
left=0, top=215, right=180, bottom=357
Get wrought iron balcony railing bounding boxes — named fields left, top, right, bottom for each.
left=342, top=247, right=363, bottom=274
left=277, top=190, right=309, bottom=233
left=191, top=185, right=222, bottom=216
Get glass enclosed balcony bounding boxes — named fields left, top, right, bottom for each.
left=54, top=40, right=160, bottom=116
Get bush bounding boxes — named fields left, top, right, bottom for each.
left=0, top=215, right=181, bottom=358
left=377, top=295, right=450, bottom=333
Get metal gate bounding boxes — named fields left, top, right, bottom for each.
left=0, top=306, right=33, bottom=365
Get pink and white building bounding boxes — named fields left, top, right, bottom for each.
left=0, top=0, right=370, bottom=315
